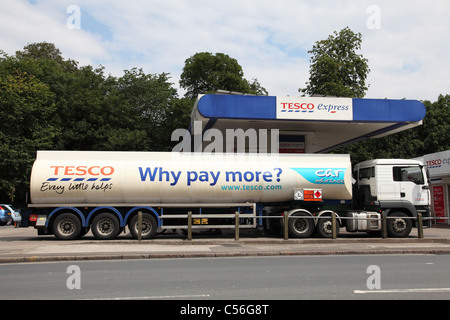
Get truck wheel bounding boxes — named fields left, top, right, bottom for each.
left=129, top=213, right=157, bottom=239
left=288, top=212, right=315, bottom=238
left=316, top=216, right=340, bottom=238
left=92, top=212, right=121, bottom=240
left=387, top=212, right=412, bottom=238
left=52, top=213, right=82, bottom=240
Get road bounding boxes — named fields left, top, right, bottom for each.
left=1, top=255, right=450, bottom=301
left=3, top=225, right=450, bottom=263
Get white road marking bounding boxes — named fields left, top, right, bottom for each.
left=82, top=294, right=211, bottom=300
left=354, top=288, right=450, bottom=294
left=27, top=244, right=217, bottom=254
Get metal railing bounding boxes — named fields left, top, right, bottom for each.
left=135, top=210, right=448, bottom=241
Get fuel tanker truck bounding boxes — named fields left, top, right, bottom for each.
left=23, top=151, right=431, bottom=240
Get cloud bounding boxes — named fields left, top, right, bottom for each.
left=0, top=0, right=107, bottom=66
left=1, top=0, right=449, bottom=101
left=360, top=0, right=450, bottom=100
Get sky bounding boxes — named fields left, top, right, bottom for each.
left=1, top=0, right=449, bottom=101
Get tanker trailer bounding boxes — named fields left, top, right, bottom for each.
left=25, top=151, right=353, bottom=240
left=25, top=151, right=429, bottom=240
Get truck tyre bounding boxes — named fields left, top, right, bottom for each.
left=288, top=212, right=315, bottom=238
left=316, top=216, right=340, bottom=238
left=129, top=213, right=157, bottom=239
left=387, top=212, right=412, bottom=238
left=92, top=212, right=121, bottom=240
left=52, top=213, right=82, bottom=240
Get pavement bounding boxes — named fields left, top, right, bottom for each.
left=1, top=225, right=450, bottom=263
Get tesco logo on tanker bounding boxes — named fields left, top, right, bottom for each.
left=50, top=165, right=115, bottom=176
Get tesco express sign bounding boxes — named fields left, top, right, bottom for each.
left=425, top=151, right=450, bottom=176
left=426, top=158, right=450, bottom=169
left=276, top=97, right=353, bottom=121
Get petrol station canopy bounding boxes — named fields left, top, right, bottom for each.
left=189, top=93, right=427, bottom=154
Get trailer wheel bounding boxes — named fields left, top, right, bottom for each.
left=129, top=213, right=157, bottom=239
left=92, top=212, right=121, bottom=240
left=387, top=212, right=412, bottom=238
left=288, top=212, right=315, bottom=238
left=52, top=213, right=82, bottom=240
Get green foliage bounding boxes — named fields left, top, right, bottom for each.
left=0, top=53, right=59, bottom=201
left=111, top=68, right=179, bottom=151
left=420, top=95, right=450, bottom=154
left=0, top=43, right=189, bottom=202
left=180, top=52, right=267, bottom=99
left=300, top=27, right=370, bottom=98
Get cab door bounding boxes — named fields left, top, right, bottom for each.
left=392, top=165, right=429, bottom=206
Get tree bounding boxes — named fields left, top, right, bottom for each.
left=54, top=65, right=118, bottom=151
left=112, top=68, right=179, bottom=151
left=180, top=52, right=267, bottom=99
left=247, top=78, right=268, bottom=96
left=300, top=27, right=370, bottom=98
left=420, top=95, right=450, bottom=154
left=16, top=42, right=78, bottom=73
left=16, top=42, right=65, bottom=63
left=13, top=43, right=182, bottom=152
left=0, top=53, right=58, bottom=202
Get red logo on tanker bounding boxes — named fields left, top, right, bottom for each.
left=47, top=166, right=114, bottom=182
left=41, top=165, right=115, bottom=194
left=50, top=166, right=115, bottom=176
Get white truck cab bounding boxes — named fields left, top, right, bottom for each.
left=351, top=159, right=431, bottom=237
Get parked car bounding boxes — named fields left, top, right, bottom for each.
left=2, top=205, right=22, bottom=226
left=0, top=205, right=13, bottom=226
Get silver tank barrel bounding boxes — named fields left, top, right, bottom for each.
left=30, top=151, right=352, bottom=205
